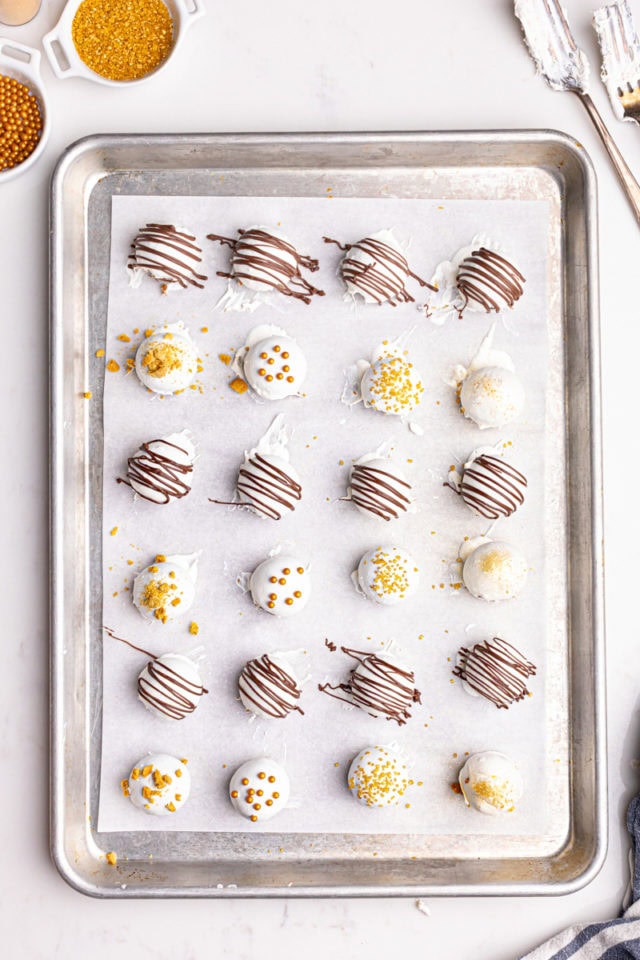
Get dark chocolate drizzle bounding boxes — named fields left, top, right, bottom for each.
left=208, top=228, right=325, bottom=303
left=117, top=437, right=194, bottom=505
left=104, top=626, right=208, bottom=720
left=346, top=462, right=412, bottom=521
left=456, top=247, right=525, bottom=314
left=318, top=645, right=420, bottom=725
left=127, top=223, right=208, bottom=289
left=459, top=454, right=527, bottom=520
left=323, top=235, right=436, bottom=305
left=239, top=653, right=304, bottom=718
left=138, top=657, right=208, bottom=720
left=209, top=452, right=301, bottom=520
left=453, top=637, right=536, bottom=709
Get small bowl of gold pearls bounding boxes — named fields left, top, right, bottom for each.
left=43, top=0, right=204, bottom=87
left=0, top=38, right=49, bottom=183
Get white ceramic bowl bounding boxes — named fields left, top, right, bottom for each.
left=0, top=39, right=50, bottom=184
left=42, top=0, right=205, bottom=87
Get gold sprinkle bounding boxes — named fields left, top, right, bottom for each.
left=105, top=851, right=117, bottom=866
left=106, top=359, right=120, bottom=373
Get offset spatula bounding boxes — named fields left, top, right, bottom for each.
left=593, top=0, right=640, bottom=124
left=515, top=0, right=640, bottom=223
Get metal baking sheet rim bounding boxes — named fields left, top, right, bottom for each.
left=49, top=130, right=607, bottom=898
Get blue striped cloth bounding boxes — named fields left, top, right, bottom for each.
left=521, top=796, right=640, bottom=959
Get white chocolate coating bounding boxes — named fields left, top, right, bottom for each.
left=134, top=324, right=199, bottom=395
left=347, top=745, right=411, bottom=807
left=458, top=750, right=523, bottom=815
left=459, top=365, right=524, bottom=429
left=237, top=452, right=302, bottom=519
left=137, top=653, right=206, bottom=720
left=354, top=545, right=420, bottom=606
left=124, top=431, right=195, bottom=504
left=243, top=335, right=307, bottom=400
left=462, top=539, right=528, bottom=602
left=459, top=451, right=527, bottom=520
left=228, top=757, right=290, bottom=822
left=249, top=555, right=311, bottom=617
left=238, top=651, right=305, bottom=719
left=127, top=224, right=207, bottom=291
left=347, top=457, right=413, bottom=521
left=361, top=354, right=423, bottom=416
left=132, top=554, right=198, bottom=623
left=124, top=753, right=191, bottom=816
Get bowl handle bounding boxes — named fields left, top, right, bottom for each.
left=0, top=38, right=42, bottom=85
left=174, top=0, right=207, bottom=24
left=42, top=27, right=80, bottom=79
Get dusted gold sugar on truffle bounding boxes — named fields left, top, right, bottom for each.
left=72, top=0, right=174, bottom=82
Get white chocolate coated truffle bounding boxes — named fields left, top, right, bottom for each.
left=132, top=554, right=198, bottom=624
left=459, top=365, right=524, bottom=429
left=354, top=545, right=420, bottom=606
left=135, top=324, right=199, bottom=395
left=236, top=452, right=302, bottom=520
left=347, top=458, right=413, bottom=521
left=249, top=555, right=311, bottom=617
left=123, top=431, right=195, bottom=504
left=459, top=452, right=527, bottom=520
left=347, top=745, right=411, bottom=807
left=137, top=653, right=207, bottom=720
left=462, top=539, right=528, bottom=602
left=330, top=229, right=430, bottom=305
left=123, top=753, right=191, bottom=816
left=361, top=354, right=424, bottom=416
left=228, top=757, right=290, bottom=822
left=127, top=224, right=207, bottom=292
left=238, top=651, right=306, bottom=719
left=243, top=335, right=307, bottom=400
left=458, top=750, right=523, bottom=815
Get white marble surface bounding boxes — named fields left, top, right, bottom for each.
left=2, top=0, right=640, bottom=956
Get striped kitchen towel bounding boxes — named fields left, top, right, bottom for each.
left=521, top=795, right=640, bottom=959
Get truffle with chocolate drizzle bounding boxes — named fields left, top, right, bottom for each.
left=238, top=652, right=306, bottom=718
left=118, top=432, right=195, bottom=505
left=344, top=457, right=413, bottom=521
left=210, top=414, right=302, bottom=520
left=128, top=223, right=208, bottom=292
left=208, top=226, right=325, bottom=303
left=449, top=451, right=527, bottom=520
left=324, top=228, right=436, bottom=305
left=456, top=246, right=525, bottom=315
left=104, top=627, right=208, bottom=720
left=453, top=636, right=536, bottom=709
left=319, top=645, right=421, bottom=725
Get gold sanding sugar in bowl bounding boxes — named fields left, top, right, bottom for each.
left=71, top=0, right=174, bottom=82
left=0, top=73, right=43, bottom=172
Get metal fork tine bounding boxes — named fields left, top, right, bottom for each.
left=543, top=0, right=578, bottom=52
left=594, top=1, right=640, bottom=120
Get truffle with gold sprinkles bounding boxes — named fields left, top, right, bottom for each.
left=347, top=745, right=411, bottom=807
left=228, top=757, right=290, bottom=822
left=353, top=545, right=420, bottom=606
left=461, top=537, right=528, bottom=602
left=458, top=750, right=523, bottom=815
left=132, top=553, right=198, bottom=624
left=361, top=352, right=424, bottom=416
left=123, top=753, right=190, bottom=816
left=243, top=333, right=307, bottom=401
left=248, top=555, right=311, bottom=618
left=134, top=323, right=198, bottom=395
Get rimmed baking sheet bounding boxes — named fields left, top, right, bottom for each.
left=50, top=131, right=605, bottom=897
